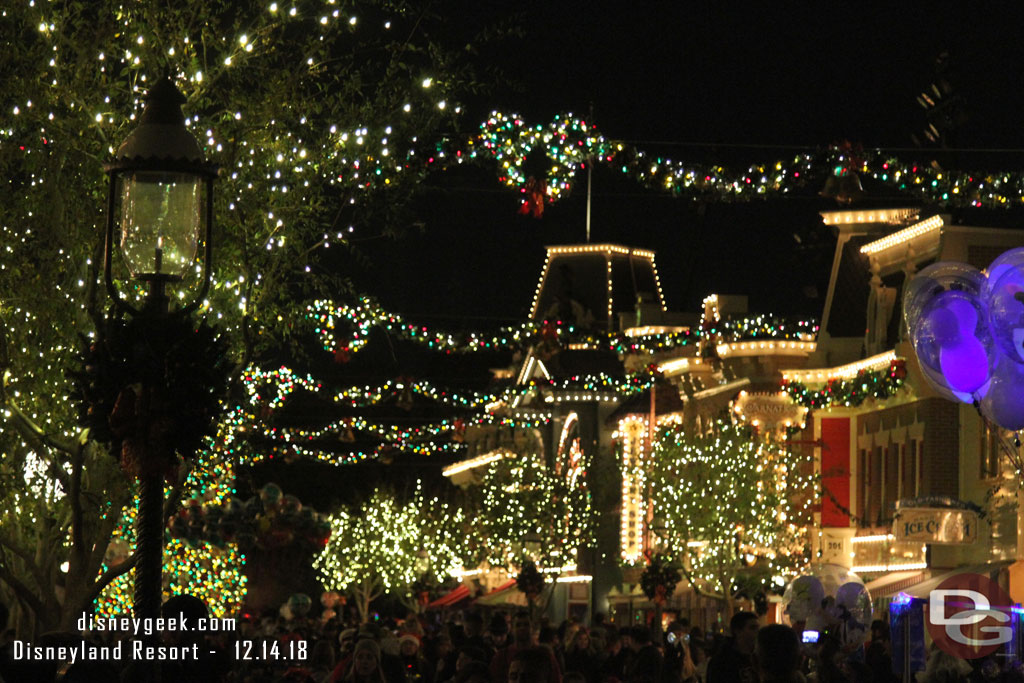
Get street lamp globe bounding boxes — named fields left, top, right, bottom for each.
left=104, top=77, right=217, bottom=310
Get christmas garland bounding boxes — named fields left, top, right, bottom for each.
left=440, top=112, right=1024, bottom=211
left=308, top=298, right=816, bottom=359
left=781, top=359, right=907, bottom=410
left=70, top=311, right=232, bottom=478
left=640, top=553, right=681, bottom=604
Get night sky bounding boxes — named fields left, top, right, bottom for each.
left=340, top=5, right=1024, bottom=326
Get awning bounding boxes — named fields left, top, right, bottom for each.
left=474, top=579, right=528, bottom=607
left=896, top=561, right=1014, bottom=600
left=865, top=570, right=928, bottom=600
left=607, top=583, right=645, bottom=603
left=427, top=584, right=471, bottom=608
left=868, top=561, right=1014, bottom=603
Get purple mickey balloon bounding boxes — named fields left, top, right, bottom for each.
left=904, top=261, right=987, bottom=337
left=979, top=351, right=1024, bottom=431
left=985, top=249, right=1024, bottom=364
left=907, top=262, right=993, bottom=403
left=935, top=294, right=991, bottom=394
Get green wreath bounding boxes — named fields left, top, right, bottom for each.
left=640, top=553, right=681, bottom=604
left=516, top=560, right=545, bottom=600
left=69, top=311, right=232, bottom=478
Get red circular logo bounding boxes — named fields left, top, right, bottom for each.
left=925, top=573, right=1015, bottom=659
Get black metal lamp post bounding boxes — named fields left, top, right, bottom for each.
left=102, top=77, right=218, bottom=621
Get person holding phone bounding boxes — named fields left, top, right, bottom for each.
left=663, top=620, right=697, bottom=683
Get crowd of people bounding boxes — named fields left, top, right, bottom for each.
left=2, top=596, right=1023, bottom=682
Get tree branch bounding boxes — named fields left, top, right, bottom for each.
left=0, top=552, right=46, bottom=618
left=86, top=552, right=139, bottom=605
left=677, top=561, right=725, bottom=603
left=0, top=529, right=46, bottom=590
left=70, top=443, right=85, bottom=560
left=1, top=394, right=77, bottom=456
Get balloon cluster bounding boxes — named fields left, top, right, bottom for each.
left=279, top=593, right=312, bottom=621
left=782, top=564, right=872, bottom=647
left=319, top=590, right=344, bottom=622
left=169, top=483, right=332, bottom=552
left=904, top=247, right=1024, bottom=430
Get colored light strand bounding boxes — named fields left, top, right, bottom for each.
left=782, top=359, right=907, bottom=409
left=442, top=111, right=1024, bottom=209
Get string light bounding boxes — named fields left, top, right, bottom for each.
left=474, top=452, right=594, bottom=573
left=307, top=299, right=815, bottom=359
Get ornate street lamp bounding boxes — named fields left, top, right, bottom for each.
left=102, top=77, right=218, bottom=622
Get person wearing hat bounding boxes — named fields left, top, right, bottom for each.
left=398, top=633, right=430, bottom=681
left=486, top=613, right=510, bottom=652
left=339, top=627, right=359, bottom=658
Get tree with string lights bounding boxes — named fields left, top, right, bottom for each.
left=0, top=0, right=486, bottom=634
left=473, top=452, right=594, bottom=577
left=648, top=422, right=816, bottom=616
left=314, top=486, right=464, bottom=622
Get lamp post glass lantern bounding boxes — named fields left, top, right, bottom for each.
left=104, top=76, right=216, bottom=313
left=119, top=170, right=201, bottom=280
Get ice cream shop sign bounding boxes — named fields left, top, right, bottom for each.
left=733, top=391, right=807, bottom=430
left=894, top=506, right=978, bottom=545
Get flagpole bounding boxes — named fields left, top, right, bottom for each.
left=586, top=103, right=593, bottom=243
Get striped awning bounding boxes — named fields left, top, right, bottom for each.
left=427, top=584, right=471, bottom=608
left=867, top=561, right=1015, bottom=602
left=474, top=579, right=528, bottom=607
left=865, top=570, right=928, bottom=600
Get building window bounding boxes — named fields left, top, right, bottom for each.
left=980, top=421, right=1000, bottom=480
left=884, top=442, right=899, bottom=515
left=858, top=449, right=867, bottom=522
left=901, top=440, right=918, bottom=498
left=868, top=446, right=883, bottom=525
left=918, top=438, right=925, bottom=493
